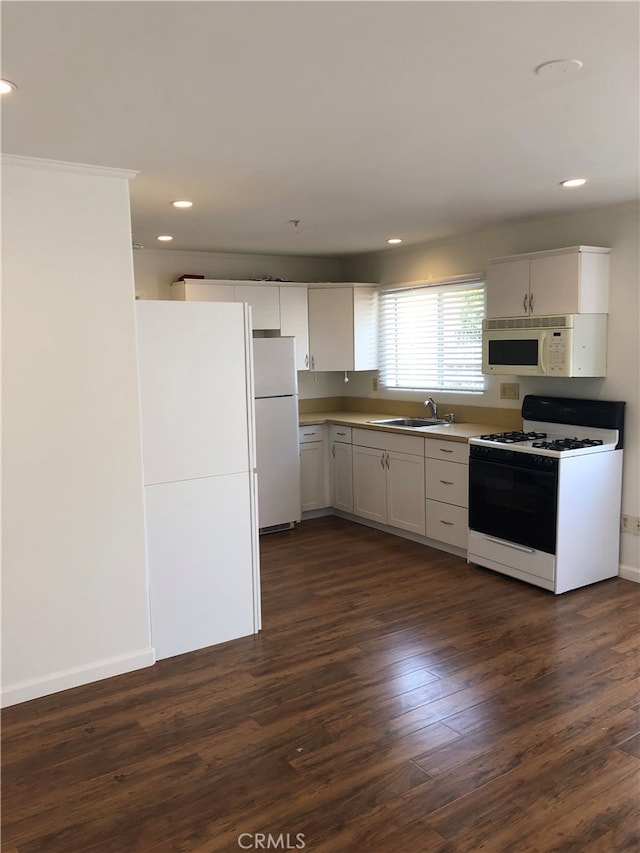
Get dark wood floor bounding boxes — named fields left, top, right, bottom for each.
left=2, top=517, right=639, bottom=852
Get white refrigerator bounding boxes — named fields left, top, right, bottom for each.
left=136, top=300, right=261, bottom=661
left=252, top=337, right=301, bottom=532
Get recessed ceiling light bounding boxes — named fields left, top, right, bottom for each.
left=0, top=79, right=17, bottom=95
left=171, top=200, right=193, bottom=208
left=535, top=59, right=583, bottom=77
left=560, top=178, right=587, bottom=188
left=387, top=238, right=402, bottom=244
left=157, top=235, right=173, bottom=241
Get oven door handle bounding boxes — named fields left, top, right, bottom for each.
left=484, top=536, right=535, bottom=555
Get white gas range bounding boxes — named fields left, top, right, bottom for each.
left=467, top=395, right=625, bottom=594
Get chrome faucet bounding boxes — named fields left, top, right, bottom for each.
left=424, top=396, right=438, bottom=418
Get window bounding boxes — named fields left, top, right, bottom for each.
left=378, top=277, right=486, bottom=392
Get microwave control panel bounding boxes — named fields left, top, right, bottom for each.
left=547, top=330, right=568, bottom=375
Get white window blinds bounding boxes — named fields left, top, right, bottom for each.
left=378, top=278, right=486, bottom=392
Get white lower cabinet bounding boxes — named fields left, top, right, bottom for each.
left=353, top=445, right=387, bottom=523
left=301, top=422, right=471, bottom=554
left=425, top=438, right=468, bottom=549
left=329, top=425, right=353, bottom=513
left=352, top=429, right=425, bottom=536
left=299, top=425, right=328, bottom=511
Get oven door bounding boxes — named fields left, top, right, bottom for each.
left=468, top=450, right=558, bottom=555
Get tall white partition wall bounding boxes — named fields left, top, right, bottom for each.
left=1, top=156, right=153, bottom=706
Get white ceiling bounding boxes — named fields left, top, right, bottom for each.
left=2, top=1, right=639, bottom=257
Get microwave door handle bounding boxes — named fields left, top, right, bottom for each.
left=539, top=332, right=548, bottom=373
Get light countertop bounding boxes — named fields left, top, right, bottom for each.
left=298, top=411, right=505, bottom=443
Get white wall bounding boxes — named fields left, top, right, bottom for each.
left=343, top=201, right=640, bottom=578
left=133, top=248, right=344, bottom=300
left=1, top=156, right=153, bottom=706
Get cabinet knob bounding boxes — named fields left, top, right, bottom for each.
left=380, top=454, right=385, bottom=468
left=529, top=293, right=534, bottom=313
left=305, top=354, right=309, bottom=368
left=523, top=293, right=528, bottom=312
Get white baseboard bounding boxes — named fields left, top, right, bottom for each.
left=1, top=647, right=155, bottom=708
left=619, top=564, right=640, bottom=584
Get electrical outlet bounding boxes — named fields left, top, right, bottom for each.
left=372, top=377, right=378, bottom=391
left=500, top=382, right=520, bottom=400
left=621, top=514, right=640, bottom=534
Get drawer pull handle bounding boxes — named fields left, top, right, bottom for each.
left=439, top=448, right=454, bottom=454
left=440, top=520, right=454, bottom=526
left=303, top=432, right=316, bottom=436
left=439, top=480, right=454, bottom=485
left=337, top=431, right=347, bottom=436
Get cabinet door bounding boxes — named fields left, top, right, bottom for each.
left=173, top=282, right=235, bottom=302
left=528, top=252, right=580, bottom=316
left=386, top=451, right=426, bottom=535
left=486, top=259, right=530, bottom=318
left=234, top=285, right=280, bottom=330
left=280, top=286, right=309, bottom=371
left=300, top=442, right=327, bottom=511
left=330, top=441, right=353, bottom=513
left=353, top=445, right=386, bottom=523
left=308, top=287, right=354, bottom=371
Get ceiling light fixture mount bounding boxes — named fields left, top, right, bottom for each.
left=535, top=59, right=583, bottom=77
left=560, top=178, right=587, bottom=188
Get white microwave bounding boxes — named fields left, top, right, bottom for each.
left=482, top=314, right=607, bottom=377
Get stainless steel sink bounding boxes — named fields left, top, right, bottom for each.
left=368, top=417, right=450, bottom=428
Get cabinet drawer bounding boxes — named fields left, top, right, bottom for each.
left=426, top=459, right=468, bottom=507
left=467, top=530, right=555, bottom=583
left=329, top=425, right=352, bottom=444
left=353, top=427, right=424, bottom=456
left=426, top=500, right=468, bottom=549
left=425, top=438, right=468, bottom=464
left=299, top=425, right=325, bottom=444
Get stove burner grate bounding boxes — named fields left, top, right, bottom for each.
left=531, top=437, right=604, bottom=451
left=479, top=430, right=547, bottom=444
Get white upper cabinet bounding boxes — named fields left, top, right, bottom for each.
left=486, top=246, right=610, bottom=319
left=308, top=285, right=377, bottom=371
left=234, top=284, right=280, bottom=329
left=279, top=285, right=310, bottom=371
left=171, top=281, right=234, bottom=303
left=171, top=280, right=280, bottom=330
